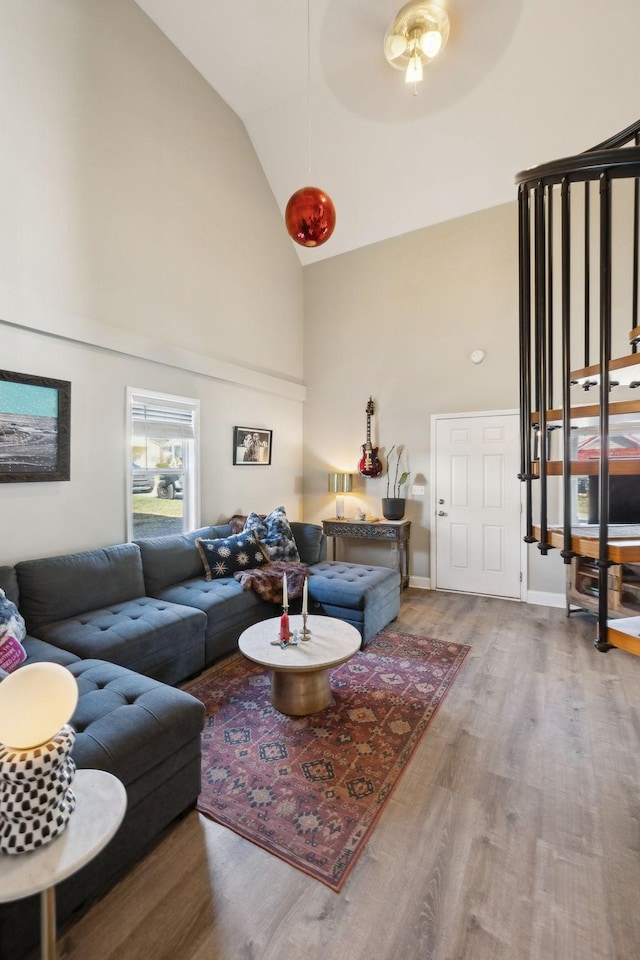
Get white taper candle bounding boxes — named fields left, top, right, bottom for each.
left=302, top=577, right=308, bottom=616
left=282, top=572, right=288, bottom=608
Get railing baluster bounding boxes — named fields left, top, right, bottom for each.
left=584, top=182, right=590, bottom=368
left=535, top=181, right=550, bottom=554
left=595, top=172, right=612, bottom=651
left=561, top=178, right=574, bottom=565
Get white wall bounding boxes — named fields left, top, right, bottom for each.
left=302, top=201, right=564, bottom=595
left=0, top=0, right=305, bottom=565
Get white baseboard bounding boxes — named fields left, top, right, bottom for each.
left=406, top=581, right=564, bottom=607
left=526, top=590, right=565, bottom=609
left=408, top=576, right=431, bottom=590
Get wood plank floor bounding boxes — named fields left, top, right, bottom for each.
left=55, top=591, right=640, bottom=960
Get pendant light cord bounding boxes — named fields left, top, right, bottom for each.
left=307, top=0, right=311, bottom=184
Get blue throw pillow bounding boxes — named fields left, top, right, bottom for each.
left=244, top=506, right=300, bottom=562
left=195, top=531, right=269, bottom=581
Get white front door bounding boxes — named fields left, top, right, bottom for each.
left=434, top=412, right=522, bottom=598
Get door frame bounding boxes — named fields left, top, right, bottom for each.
left=430, top=408, right=527, bottom=601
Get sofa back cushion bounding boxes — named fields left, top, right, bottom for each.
left=135, top=524, right=234, bottom=594
left=15, top=543, right=146, bottom=631
left=290, top=522, right=326, bottom=565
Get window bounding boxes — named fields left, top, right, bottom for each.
left=127, top=388, right=200, bottom=541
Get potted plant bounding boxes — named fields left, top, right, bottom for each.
left=382, top=445, right=410, bottom=520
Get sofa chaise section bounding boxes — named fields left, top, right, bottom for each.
left=307, top=560, right=401, bottom=645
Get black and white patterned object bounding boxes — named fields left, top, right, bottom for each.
left=0, top=724, right=77, bottom=854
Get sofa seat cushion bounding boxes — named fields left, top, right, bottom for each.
left=307, top=561, right=400, bottom=609
left=16, top=544, right=147, bottom=632
left=152, top=577, right=273, bottom=664
left=306, top=561, right=400, bottom=646
left=152, top=577, right=263, bottom=636
left=23, top=636, right=81, bottom=666
left=31, top=597, right=207, bottom=685
left=68, top=659, right=205, bottom=807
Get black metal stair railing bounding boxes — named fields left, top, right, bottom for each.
left=515, top=119, right=640, bottom=651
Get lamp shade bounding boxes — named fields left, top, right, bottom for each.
left=0, top=662, right=78, bottom=749
left=328, top=473, right=353, bottom=494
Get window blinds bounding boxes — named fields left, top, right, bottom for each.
left=131, top=398, right=196, bottom=439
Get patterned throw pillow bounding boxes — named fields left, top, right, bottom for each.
left=0, top=588, right=27, bottom=674
left=244, top=506, right=300, bottom=562
left=195, top=531, right=269, bottom=582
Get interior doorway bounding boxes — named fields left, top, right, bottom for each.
left=431, top=410, right=524, bottom=599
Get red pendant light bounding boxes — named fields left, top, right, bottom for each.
left=284, top=1, right=336, bottom=249
left=285, top=185, right=336, bottom=247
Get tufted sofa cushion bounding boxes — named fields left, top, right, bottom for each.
left=151, top=576, right=268, bottom=664
left=308, top=561, right=399, bottom=606
left=32, top=597, right=207, bottom=685
left=15, top=544, right=147, bottom=631
left=307, top=561, right=400, bottom=646
left=68, top=658, right=205, bottom=800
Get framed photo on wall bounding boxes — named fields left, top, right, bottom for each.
left=0, top=369, right=71, bottom=482
left=233, top=426, right=272, bottom=465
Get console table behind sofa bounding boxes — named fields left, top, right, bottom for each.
left=322, top=518, right=410, bottom=590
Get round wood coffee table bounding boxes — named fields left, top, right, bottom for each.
left=238, top=614, right=361, bottom=716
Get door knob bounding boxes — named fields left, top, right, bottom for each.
left=438, top=510, right=447, bottom=516
left=438, top=498, right=445, bottom=504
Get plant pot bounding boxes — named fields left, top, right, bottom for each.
left=381, top=498, right=406, bottom=521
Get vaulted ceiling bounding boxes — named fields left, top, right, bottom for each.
left=134, top=0, right=640, bottom=264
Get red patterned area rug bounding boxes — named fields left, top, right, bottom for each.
left=186, top=629, right=470, bottom=892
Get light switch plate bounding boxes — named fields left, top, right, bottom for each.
left=411, top=484, right=426, bottom=496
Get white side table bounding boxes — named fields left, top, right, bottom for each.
left=0, top=768, right=127, bottom=960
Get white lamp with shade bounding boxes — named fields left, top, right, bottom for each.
left=328, top=473, right=353, bottom=519
left=0, top=662, right=79, bottom=854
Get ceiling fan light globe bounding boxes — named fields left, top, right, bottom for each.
left=405, top=53, right=423, bottom=84
left=384, top=33, right=408, bottom=63
left=420, top=28, right=443, bottom=58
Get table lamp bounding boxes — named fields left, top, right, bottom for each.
left=328, top=473, right=353, bottom=519
left=0, top=662, right=79, bottom=854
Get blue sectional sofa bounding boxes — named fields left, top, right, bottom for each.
left=0, top=520, right=400, bottom=959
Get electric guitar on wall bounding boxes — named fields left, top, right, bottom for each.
left=358, top=397, right=383, bottom=477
